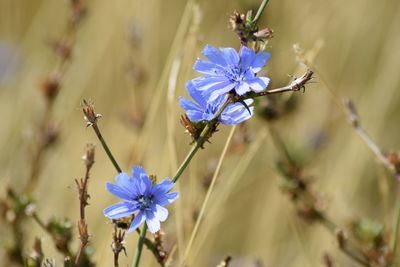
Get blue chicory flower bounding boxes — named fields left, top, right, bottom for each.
left=189, top=45, right=271, bottom=101
left=179, top=81, right=254, bottom=125
left=104, top=166, right=179, bottom=233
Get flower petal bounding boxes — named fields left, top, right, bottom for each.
left=153, top=205, right=169, bottom=222
left=191, top=75, right=228, bottom=92
left=104, top=202, right=137, bottom=219
left=165, top=192, right=179, bottom=203
left=106, top=182, right=132, bottom=201
left=220, top=106, right=254, bottom=125
left=239, top=46, right=256, bottom=69
left=114, top=172, right=136, bottom=196
left=179, top=97, right=202, bottom=112
left=145, top=210, right=161, bottom=233
left=235, top=82, right=250, bottom=95
left=204, top=82, right=236, bottom=102
left=193, top=59, right=223, bottom=75
left=152, top=178, right=175, bottom=195
left=201, top=45, right=227, bottom=66
left=248, top=77, right=270, bottom=91
left=219, top=47, right=240, bottom=65
left=131, top=166, right=152, bottom=195
left=132, top=166, right=146, bottom=180
left=127, top=211, right=146, bottom=233
left=187, top=81, right=207, bottom=108
left=154, top=191, right=179, bottom=206
left=187, top=110, right=206, bottom=121
left=223, top=99, right=254, bottom=114
left=251, top=52, right=271, bottom=72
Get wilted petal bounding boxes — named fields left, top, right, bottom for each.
left=127, top=211, right=145, bottom=233
left=104, top=202, right=137, bottom=219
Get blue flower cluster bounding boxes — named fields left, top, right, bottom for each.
left=180, top=45, right=271, bottom=125
left=104, top=167, right=178, bottom=233
left=104, top=45, right=270, bottom=234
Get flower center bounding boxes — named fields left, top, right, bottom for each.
left=135, top=194, right=154, bottom=210
left=223, top=65, right=246, bottom=82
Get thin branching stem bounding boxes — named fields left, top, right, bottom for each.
left=268, top=126, right=370, bottom=267
left=91, top=124, right=122, bottom=173
left=172, top=97, right=231, bottom=183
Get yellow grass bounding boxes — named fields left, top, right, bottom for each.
left=1, top=0, right=400, bottom=266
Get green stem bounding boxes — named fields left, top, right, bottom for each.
left=131, top=98, right=231, bottom=267
left=172, top=98, right=230, bottom=183
left=91, top=124, right=122, bottom=173
left=132, top=224, right=148, bottom=267
left=252, top=0, right=270, bottom=25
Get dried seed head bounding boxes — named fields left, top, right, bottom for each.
left=112, top=228, right=126, bottom=255
left=39, top=73, right=62, bottom=101
left=229, top=11, right=245, bottom=32
left=47, top=39, right=72, bottom=59
left=336, top=229, right=347, bottom=248
left=82, top=100, right=102, bottom=127
left=70, top=0, right=87, bottom=25
left=42, top=122, right=60, bottom=148
left=289, top=70, right=314, bottom=92
left=82, top=143, right=95, bottom=169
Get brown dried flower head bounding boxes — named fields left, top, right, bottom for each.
left=82, top=100, right=102, bottom=126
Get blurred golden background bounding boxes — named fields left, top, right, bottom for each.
left=1, top=0, right=400, bottom=266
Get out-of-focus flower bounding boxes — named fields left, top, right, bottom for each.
left=104, top=167, right=178, bottom=233
left=179, top=82, right=254, bottom=125
left=189, top=45, right=270, bottom=101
